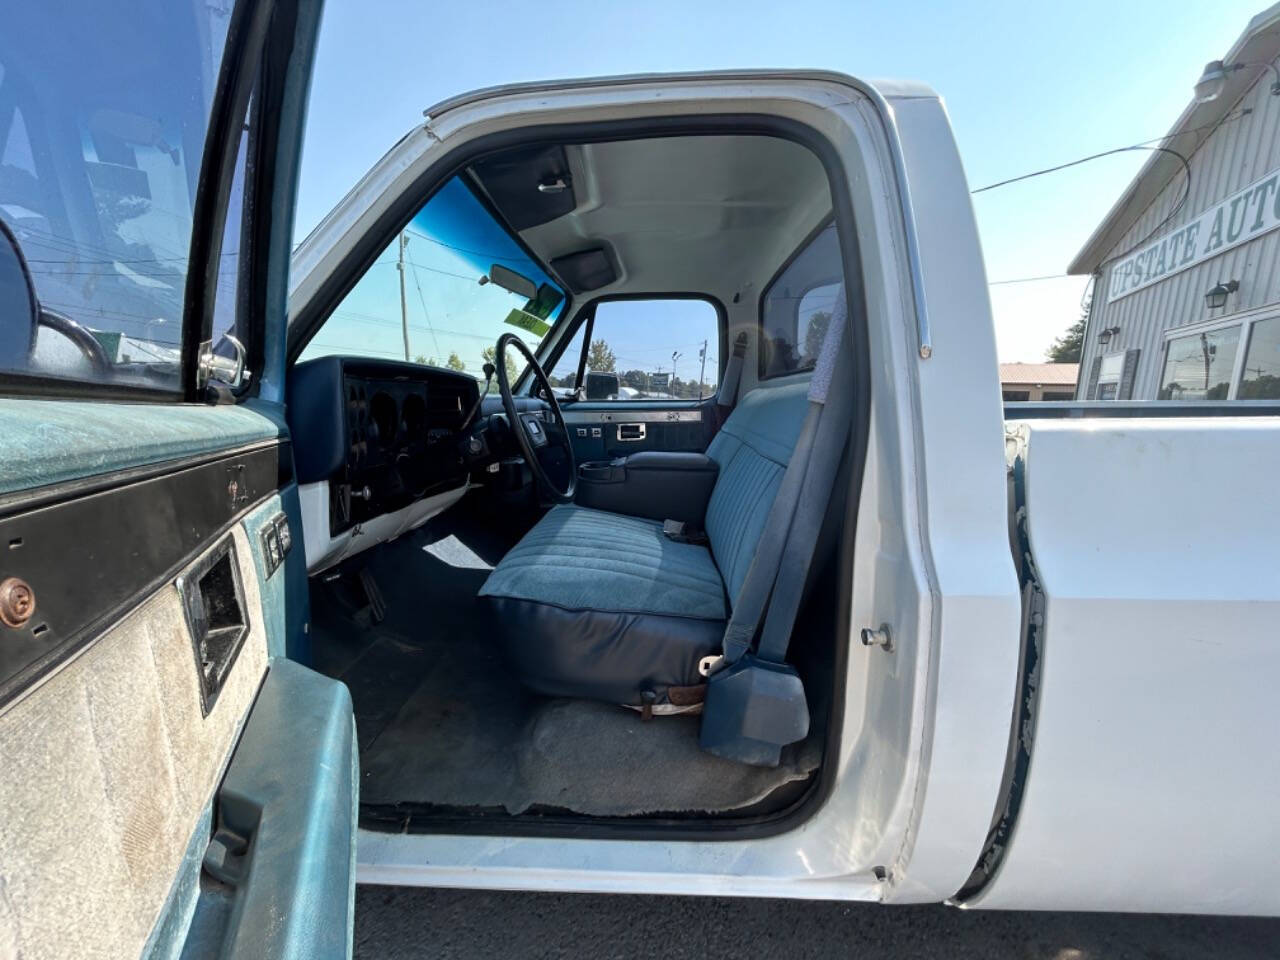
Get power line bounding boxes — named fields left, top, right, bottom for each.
left=970, top=111, right=1246, bottom=195
left=403, top=228, right=529, bottom=267
left=988, top=273, right=1072, bottom=286
left=404, top=247, right=444, bottom=359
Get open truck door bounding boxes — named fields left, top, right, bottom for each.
left=0, top=2, right=356, bottom=957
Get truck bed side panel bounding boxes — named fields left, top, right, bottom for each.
left=973, top=417, right=1280, bottom=915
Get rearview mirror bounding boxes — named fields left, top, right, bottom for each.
left=485, top=263, right=538, bottom=300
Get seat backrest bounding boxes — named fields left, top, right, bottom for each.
left=703, top=381, right=812, bottom=603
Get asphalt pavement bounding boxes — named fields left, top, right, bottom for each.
left=354, top=885, right=1280, bottom=959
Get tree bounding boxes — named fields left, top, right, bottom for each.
left=587, top=338, right=616, bottom=372
left=1046, top=304, right=1087, bottom=364
left=481, top=344, right=519, bottom=386
left=446, top=352, right=465, bottom=372
left=413, top=354, right=429, bottom=365
left=804, top=311, right=832, bottom=361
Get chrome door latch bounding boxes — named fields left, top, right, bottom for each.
left=860, top=624, right=893, bottom=651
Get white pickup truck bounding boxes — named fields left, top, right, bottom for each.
left=1, top=1, right=1278, bottom=956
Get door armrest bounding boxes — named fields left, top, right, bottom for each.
left=575, top=451, right=718, bottom=525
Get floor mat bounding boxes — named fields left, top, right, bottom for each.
left=312, top=496, right=821, bottom=817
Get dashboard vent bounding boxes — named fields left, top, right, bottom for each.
left=347, top=383, right=368, bottom=465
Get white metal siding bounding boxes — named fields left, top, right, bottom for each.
left=1080, top=71, right=1280, bottom=398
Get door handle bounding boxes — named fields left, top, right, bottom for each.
left=176, top=536, right=249, bottom=716
left=617, top=423, right=646, bottom=442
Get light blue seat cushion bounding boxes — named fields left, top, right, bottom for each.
left=703, top=381, right=812, bottom=602
left=479, top=504, right=727, bottom=621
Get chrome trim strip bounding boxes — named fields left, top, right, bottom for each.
left=856, top=83, right=933, bottom=360
left=562, top=409, right=703, bottom=424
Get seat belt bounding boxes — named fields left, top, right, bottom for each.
left=712, top=307, right=848, bottom=670
left=754, top=327, right=853, bottom=664
left=700, top=298, right=851, bottom=766
left=716, top=332, right=749, bottom=414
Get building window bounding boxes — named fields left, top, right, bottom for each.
left=1158, top=326, right=1241, bottom=400
left=1094, top=352, right=1124, bottom=398
left=1042, top=391, right=1074, bottom=401
left=1002, top=389, right=1030, bottom=402
left=1240, top=315, right=1280, bottom=399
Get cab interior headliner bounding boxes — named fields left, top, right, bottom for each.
left=466, top=134, right=832, bottom=305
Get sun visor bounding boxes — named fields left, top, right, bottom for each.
left=469, top=145, right=576, bottom=231
left=549, top=247, right=617, bottom=293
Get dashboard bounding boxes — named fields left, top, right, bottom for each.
left=287, top=356, right=562, bottom=573
left=288, top=357, right=485, bottom=538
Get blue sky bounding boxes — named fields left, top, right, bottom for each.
left=295, top=0, right=1255, bottom=363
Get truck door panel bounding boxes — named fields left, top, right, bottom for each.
left=0, top=407, right=355, bottom=957
left=562, top=400, right=718, bottom=462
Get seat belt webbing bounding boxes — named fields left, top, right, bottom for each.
left=718, top=404, right=820, bottom=664
left=717, top=332, right=749, bottom=412
left=755, top=341, right=853, bottom=664
left=717, top=302, right=849, bottom=666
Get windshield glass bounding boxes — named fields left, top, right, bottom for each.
left=0, top=4, right=236, bottom=390
left=299, top=175, right=566, bottom=381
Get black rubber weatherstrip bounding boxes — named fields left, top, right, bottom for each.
left=181, top=0, right=275, bottom=400
left=954, top=452, right=1041, bottom=902
left=0, top=441, right=285, bottom=709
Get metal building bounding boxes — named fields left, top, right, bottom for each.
left=999, top=362, right=1078, bottom=401
left=1071, top=4, right=1280, bottom=402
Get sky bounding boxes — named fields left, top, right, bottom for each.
left=293, top=0, right=1262, bottom=364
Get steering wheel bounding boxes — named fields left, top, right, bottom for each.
left=495, top=332, right=576, bottom=503
left=37, top=307, right=110, bottom=374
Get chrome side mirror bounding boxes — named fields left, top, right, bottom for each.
left=198, top=334, right=248, bottom=390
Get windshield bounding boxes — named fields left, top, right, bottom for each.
left=0, top=3, right=237, bottom=390
left=299, top=176, right=566, bottom=381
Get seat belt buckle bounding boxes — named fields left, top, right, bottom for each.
left=663, top=519, right=708, bottom=546
left=698, top=654, right=724, bottom=677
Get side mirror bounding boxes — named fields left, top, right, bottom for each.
left=198, top=335, right=248, bottom=390
left=0, top=218, right=39, bottom=364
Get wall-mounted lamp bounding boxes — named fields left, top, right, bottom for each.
left=1194, top=59, right=1280, bottom=103
left=1205, top=279, right=1240, bottom=310
left=1097, top=326, right=1121, bottom=346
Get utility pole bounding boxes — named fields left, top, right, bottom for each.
left=671, top=350, right=682, bottom=396
left=697, top=339, right=707, bottom=398
left=397, top=233, right=410, bottom=361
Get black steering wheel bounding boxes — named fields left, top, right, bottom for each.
left=495, top=332, right=576, bottom=503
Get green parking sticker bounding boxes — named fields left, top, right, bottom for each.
left=504, top=309, right=550, bottom=337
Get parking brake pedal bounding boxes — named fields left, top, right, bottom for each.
left=357, top=568, right=386, bottom=624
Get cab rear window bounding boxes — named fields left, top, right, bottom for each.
left=759, top=221, right=842, bottom=379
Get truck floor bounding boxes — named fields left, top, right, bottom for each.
left=309, top=502, right=820, bottom=819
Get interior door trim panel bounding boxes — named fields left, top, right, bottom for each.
left=0, top=399, right=284, bottom=502
left=0, top=437, right=285, bottom=520
left=0, top=441, right=286, bottom=709
left=0, top=524, right=273, bottom=960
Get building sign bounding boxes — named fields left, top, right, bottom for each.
left=1107, top=167, right=1280, bottom=303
